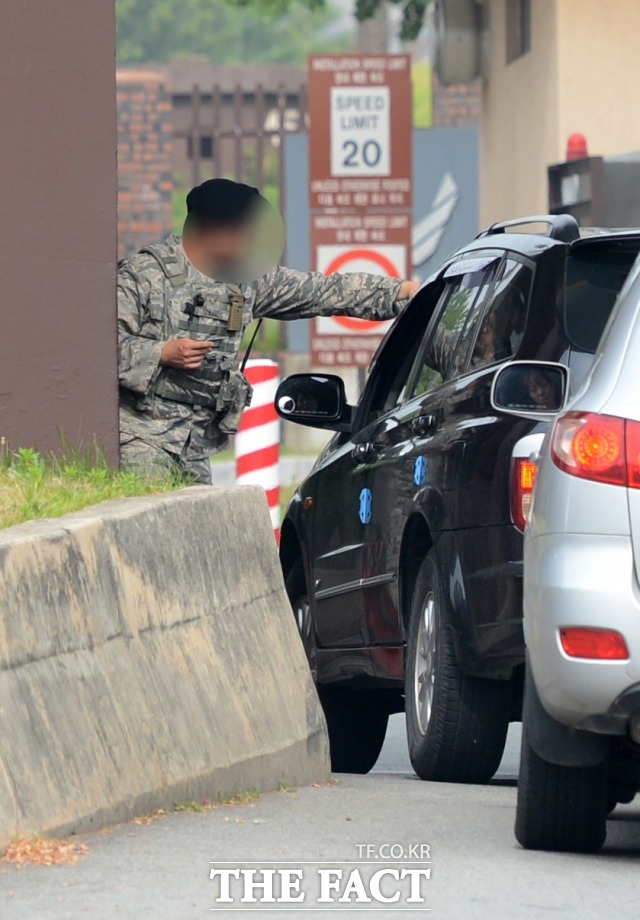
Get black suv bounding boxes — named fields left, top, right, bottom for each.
left=277, top=215, right=640, bottom=781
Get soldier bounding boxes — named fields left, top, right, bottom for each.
left=118, top=179, right=419, bottom=483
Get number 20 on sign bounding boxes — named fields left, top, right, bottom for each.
left=331, top=86, right=390, bottom=176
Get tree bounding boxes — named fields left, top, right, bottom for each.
left=354, top=0, right=430, bottom=41
left=116, top=0, right=430, bottom=65
left=116, top=0, right=350, bottom=65
left=239, top=0, right=432, bottom=40
left=236, top=0, right=325, bottom=12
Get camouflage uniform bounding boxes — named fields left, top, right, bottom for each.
left=118, top=234, right=404, bottom=483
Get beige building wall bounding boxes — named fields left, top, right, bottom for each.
left=481, top=0, right=561, bottom=226
left=480, top=0, right=640, bottom=227
left=555, top=0, right=640, bottom=162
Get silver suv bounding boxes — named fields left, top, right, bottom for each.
left=495, top=253, right=640, bottom=853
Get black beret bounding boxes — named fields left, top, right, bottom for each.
left=186, top=178, right=264, bottom=223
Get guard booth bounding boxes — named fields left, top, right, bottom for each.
left=549, top=152, right=640, bottom=228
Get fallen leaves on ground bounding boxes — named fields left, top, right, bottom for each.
left=2, top=837, right=89, bottom=867
left=131, top=793, right=261, bottom=826
left=132, top=809, right=168, bottom=826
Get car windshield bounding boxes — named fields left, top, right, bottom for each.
left=565, top=246, right=639, bottom=352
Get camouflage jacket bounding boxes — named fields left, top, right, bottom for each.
left=118, top=234, right=404, bottom=459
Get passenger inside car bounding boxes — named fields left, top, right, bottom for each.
left=524, top=368, right=561, bottom=410
left=421, top=262, right=530, bottom=384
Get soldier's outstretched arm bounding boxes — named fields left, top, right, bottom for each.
left=254, top=266, right=417, bottom=321
left=118, top=269, right=164, bottom=396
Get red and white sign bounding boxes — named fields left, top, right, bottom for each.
left=317, top=243, right=406, bottom=278
left=310, top=212, right=410, bottom=368
left=308, top=54, right=413, bottom=211
left=312, top=249, right=398, bottom=368
left=312, top=242, right=407, bottom=368
left=308, top=54, right=413, bottom=369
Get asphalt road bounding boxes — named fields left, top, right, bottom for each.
left=2, top=717, right=640, bottom=920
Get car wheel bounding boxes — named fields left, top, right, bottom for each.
left=515, top=719, right=608, bottom=852
left=284, top=559, right=316, bottom=674
left=405, top=550, right=511, bottom=784
left=319, top=686, right=389, bottom=774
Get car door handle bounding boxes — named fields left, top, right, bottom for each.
left=411, top=414, right=436, bottom=436
left=351, top=441, right=377, bottom=463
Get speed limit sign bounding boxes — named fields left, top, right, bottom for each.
left=330, top=86, right=391, bottom=176
left=308, top=54, right=412, bottom=211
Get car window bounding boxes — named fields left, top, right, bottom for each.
left=464, top=257, right=533, bottom=371
left=360, top=279, right=446, bottom=422
left=446, top=268, right=501, bottom=376
left=405, top=262, right=499, bottom=401
left=565, top=247, right=639, bottom=353
left=395, top=284, right=451, bottom=403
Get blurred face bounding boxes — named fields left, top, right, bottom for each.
left=474, top=313, right=497, bottom=358
left=198, top=223, right=253, bottom=276
left=183, top=198, right=285, bottom=281
left=526, top=373, right=555, bottom=408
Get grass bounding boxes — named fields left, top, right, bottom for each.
left=0, top=445, right=182, bottom=531
left=278, top=782, right=297, bottom=793
left=0, top=444, right=301, bottom=530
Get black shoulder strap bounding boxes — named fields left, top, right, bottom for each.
left=240, top=318, right=264, bottom=372
left=139, top=244, right=187, bottom=289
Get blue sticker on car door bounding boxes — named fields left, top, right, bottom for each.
left=359, top=488, right=372, bottom=524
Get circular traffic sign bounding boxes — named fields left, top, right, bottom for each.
left=324, top=248, right=400, bottom=331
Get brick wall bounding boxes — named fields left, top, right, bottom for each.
left=431, top=72, right=481, bottom=127
left=117, top=70, right=173, bottom=260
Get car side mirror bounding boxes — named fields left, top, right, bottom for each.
left=275, top=373, right=354, bottom=432
left=491, top=361, right=569, bottom=420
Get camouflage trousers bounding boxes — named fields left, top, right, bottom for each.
left=120, top=435, right=213, bottom=485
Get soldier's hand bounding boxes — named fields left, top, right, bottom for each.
left=397, top=280, right=420, bottom=301
left=160, top=338, right=213, bottom=370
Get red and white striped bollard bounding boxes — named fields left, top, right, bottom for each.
left=235, top=359, right=281, bottom=540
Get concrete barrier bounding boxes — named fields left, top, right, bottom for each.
left=0, top=486, right=329, bottom=848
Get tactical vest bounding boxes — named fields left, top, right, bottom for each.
left=140, top=245, right=253, bottom=433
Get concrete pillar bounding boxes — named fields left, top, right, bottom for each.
left=0, top=0, right=118, bottom=462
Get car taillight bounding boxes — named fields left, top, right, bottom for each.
left=560, top=627, right=629, bottom=660
left=511, top=458, right=537, bottom=532
left=626, top=419, right=640, bottom=487
left=551, top=412, right=640, bottom=487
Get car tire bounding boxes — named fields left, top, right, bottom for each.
left=284, top=558, right=316, bottom=674
left=515, top=719, right=608, bottom=853
left=405, top=550, right=511, bottom=784
left=319, top=686, right=389, bottom=774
